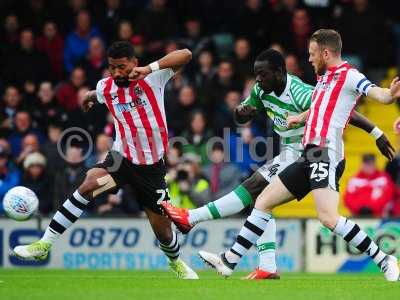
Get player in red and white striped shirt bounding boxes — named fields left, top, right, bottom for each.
left=14, top=41, right=198, bottom=279
left=198, top=29, right=400, bottom=282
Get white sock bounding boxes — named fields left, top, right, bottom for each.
left=41, top=190, right=89, bottom=245
left=256, top=218, right=277, bottom=273
left=41, top=227, right=59, bottom=245
left=227, top=208, right=272, bottom=264
left=188, top=185, right=252, bottom=225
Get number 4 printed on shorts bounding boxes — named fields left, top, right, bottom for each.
left=310, top=162, right=329, bottom=182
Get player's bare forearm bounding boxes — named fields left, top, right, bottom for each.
left=368, top=77, right=400, bottom=104
left=348, top=111, right=375, bottom=133
left=129, top=49, right=192, bottom=80
left=82, top=90, right=97, bottom=112
left=157, top=49, right=192, bottom=72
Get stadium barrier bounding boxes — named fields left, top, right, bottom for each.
left=0, top=218, right=398, bottom=272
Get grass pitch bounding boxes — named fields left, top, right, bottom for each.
left=0, top=269, right=399, bottom=300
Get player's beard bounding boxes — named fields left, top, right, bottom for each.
left=316, top=56, right=327, bottom=76
left=114, top=77, right=130, bottom=87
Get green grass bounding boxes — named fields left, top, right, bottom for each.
left=0, top=269, right=399, bottom=300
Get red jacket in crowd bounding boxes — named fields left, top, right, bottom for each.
left=344, top=170, right=395, bottom=217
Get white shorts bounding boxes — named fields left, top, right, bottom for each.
left=257, top=147, right=302, bottom=183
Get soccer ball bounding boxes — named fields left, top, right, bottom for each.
left=3, top=186, right=39, bottom=221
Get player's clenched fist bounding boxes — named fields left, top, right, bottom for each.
left=234, top=104, right=258, bottom=124
left=287, top=110, right=309, bottom=128
left=390, top=76, right=400, bottom=100
left=129, top=66, right=152, bottom=80
left=82, top=90, right=97, bottom=112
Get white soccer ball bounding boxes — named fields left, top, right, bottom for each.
left=3, top=186, right=39, bottom=221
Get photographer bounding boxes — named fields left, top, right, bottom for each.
left=168, top=154, right=210, bottom=209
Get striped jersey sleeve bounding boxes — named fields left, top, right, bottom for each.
left=289, top=76, right=314, bottom=111
left=346, top=69, right=375, bottom=96
left=242, top=83, right=264, bottom=111
left=95, top=78, right=107, bottom=104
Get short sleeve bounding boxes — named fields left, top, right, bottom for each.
left=95, top=79, right=106, bottom=104
left=290, top=78, right=314, bottom=111
left=145, top=68, right=175, bottom=88
left=242, top=84, right=263, bottom=111
left=346, top=69, right=375, bottom=96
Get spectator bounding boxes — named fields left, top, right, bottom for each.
left=95, top=0, right=131, bottom=43
left=214, top=90, right=241, bottom=135
left=233, top=38, right=253, bottom=81
left=16, top=134, right=41, bottom=166
left=135, top=0, right=178, bottom=59
left=179, top=18, right=213, bottom=56
left=166, top=144, right=183, bottom=181
left=168, top=155, right=210, bottom=209
left=202, top=59, right=242, bottom=118
left=42, top=123, right=66, bottom=175
left=20, top=0, right=49, bottom=33
left=182, top=110, right=214, bottom=165
left=166, top=85, right=199, bottom=136
left=334, top=0, right=390, bottom=68
left=36, top=21, right=64, bottom=80
left=0, top=140, right=20, bottom=211
left=271, top=0, right=299, bottom=45
left=53, top=146, right=87, bottom=209
left=117, top=20, right=134, bottom=42
left=0, top=86, right=23, bottom=136
left=56, top=66, right=87, bottom=111
left=8, top=111, right=45, bottom=157
left=193, top=50, right=217, bottom=92
left=32, top=82, right=65, bottom=131
left=229, top=125, right=266, bottom=177
left=345, top=154, right=395, bottom=217
left=3, top=28, right=51, bottom=86
left=21, top=152, right=53, bottom=215
left=52, top=0, right=89, bottom=34
left=85, top=134, right=112, bottom=167
left=64, top=10, right=102, bottom=73
left=0, top=14, right=20, bottom=58
left=202, top=143, right=241, bottom=199
left=285, top=54, right=303, bottom=79
left=78, top=37, right=107, bottom=88
left=235, top=0, right=272, bottom=53
left=288, top=8, right=312, bottom=59
left=65, top=86, right=107, bottom=138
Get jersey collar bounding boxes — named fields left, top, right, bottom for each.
left=327, top=61, right=349, bottom=72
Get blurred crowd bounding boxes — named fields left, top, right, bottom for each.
left=1, top=0, right=400, bottom=217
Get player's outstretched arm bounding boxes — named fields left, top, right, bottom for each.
left=367, top=77, right=400, bottom=104
left=82, top=90, right=97, bottom=112
left=287, top=110, right=309, bottom=128
left=129, top=49, right=192, bottom=80
left=349, top=111, right=395, bottom=161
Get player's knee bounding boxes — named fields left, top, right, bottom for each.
left=78, top=169, right=106, bottom=198
left=242, top=172, right=269, bottom=201
left=318, top=211, right=339, bottom=230
left=156, top=229, right=173, bottom=245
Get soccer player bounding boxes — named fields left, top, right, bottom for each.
left=14, top=41, right=199, bottom=279
left=162, top=48, right=395, bottom=279
left=197, top=29, right=400, bottom=281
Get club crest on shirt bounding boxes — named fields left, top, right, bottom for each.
left=134, top=85, right=143, bottom=96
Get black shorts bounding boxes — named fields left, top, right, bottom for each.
left=93, top=151, right=169, bottom=214
left=278, top=145, right=346, bottom=200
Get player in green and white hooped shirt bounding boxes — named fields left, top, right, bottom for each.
left=162, top=49, right=394, bottom=279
